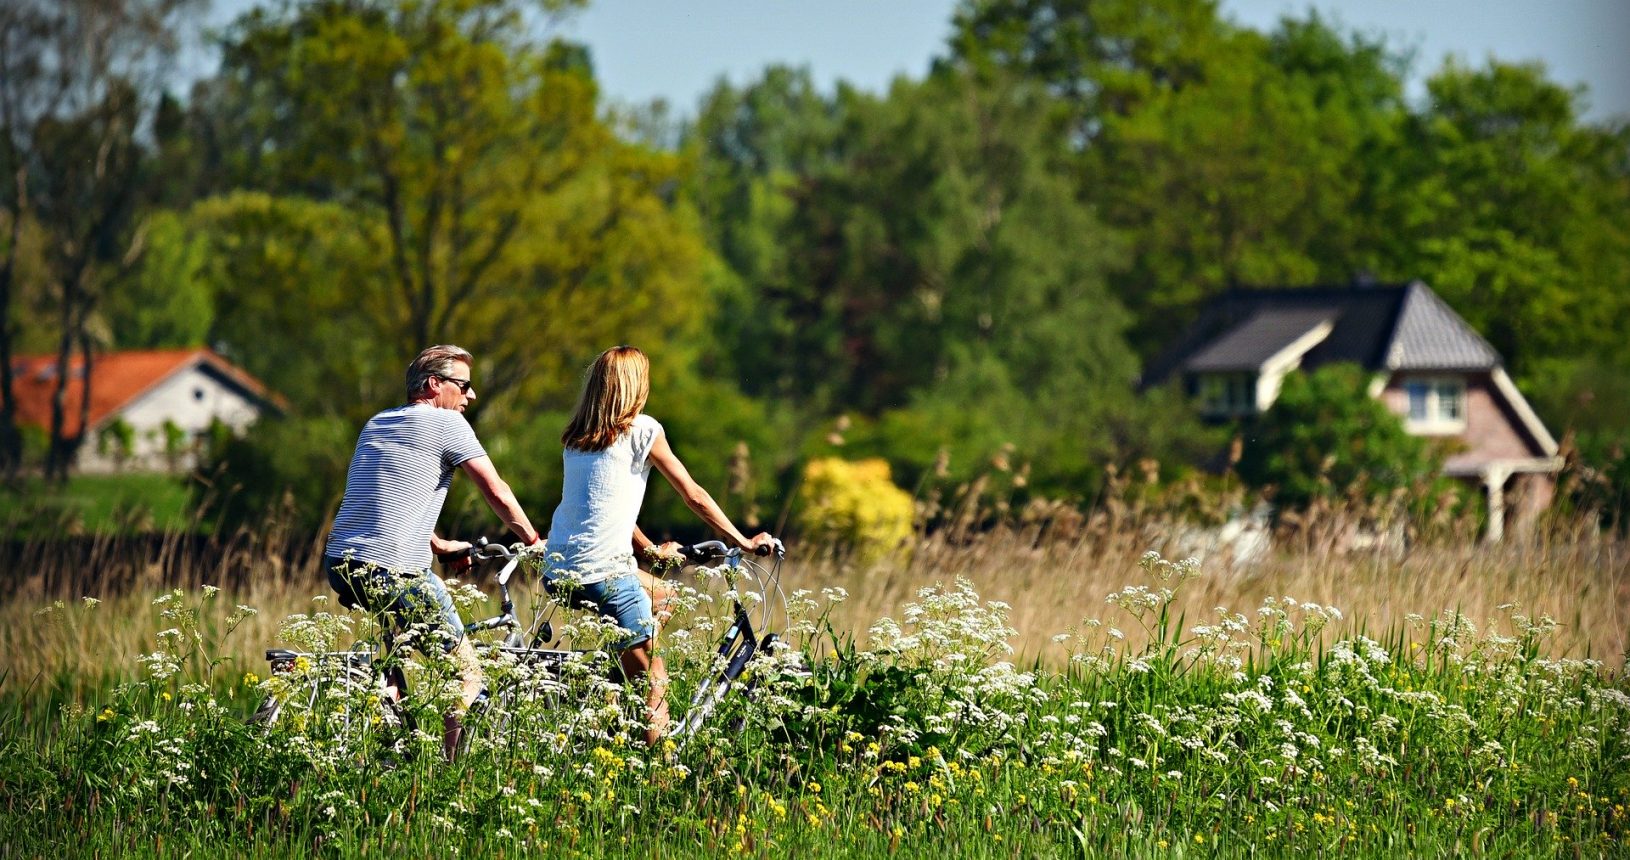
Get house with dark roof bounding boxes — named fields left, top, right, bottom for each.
left=1142, top=281, right=1561, bottom=541
left=9, top=348, right=285, bottom=473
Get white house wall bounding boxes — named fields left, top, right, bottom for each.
left=78, top=364, right=264, bottom=473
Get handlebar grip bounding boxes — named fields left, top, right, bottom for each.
left=680, top=540, right=730, bottom=562
left=441, top=536, right=487, bottom=562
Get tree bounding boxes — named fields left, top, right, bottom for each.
left=1382, top=60, right=1630, bottom=378
left=103, top=210, right=213, bottom=349
left=687, top=64, right=1143, bottom=495
left=950, top=2, right=1415, bottom=356
left=1238, top=364, right=1437, bottom=511
left=201, top=0, right=708, bottom=425
left=684, top=66, right=850, bottom=402
left=0, top=0, right=198, bottom=481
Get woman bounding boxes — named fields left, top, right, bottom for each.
left=545, top=345, right=776, bottom=744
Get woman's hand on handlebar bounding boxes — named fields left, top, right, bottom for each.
left=644, top=540, right=685, bottom=573
left=742, top=532, right=781, bottom=556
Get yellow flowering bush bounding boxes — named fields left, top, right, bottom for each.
left=796, top=457, right=914, bottom=565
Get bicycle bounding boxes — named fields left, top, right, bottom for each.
left=251, top=537, right=793, bottom=753
left=247, top=543, right=547, bottom=751
left=463, top=538, right=793, bottom=750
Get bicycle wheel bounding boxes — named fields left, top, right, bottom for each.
left=247, top=651, right=408, bottom=763
left=459, top=646, right=579, bottom=756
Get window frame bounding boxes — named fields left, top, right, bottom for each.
left=1196, top=372, right=1257, bottom=418
left=1402, top=375, right=1467, bottom=434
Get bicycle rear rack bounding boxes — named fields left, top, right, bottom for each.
left=264, top=648, right=377, bottom=674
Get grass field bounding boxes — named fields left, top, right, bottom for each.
left=2, top=521, right=1627, bottom=857
left=0, top=473, right=198, bottom=536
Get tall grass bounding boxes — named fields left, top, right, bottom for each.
left=2, top=539, right=1627, bottom=857
left=4, top=498, right=1626, bottom=706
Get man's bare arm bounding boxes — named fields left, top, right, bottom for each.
left=459, top=455, right=542, bottom=545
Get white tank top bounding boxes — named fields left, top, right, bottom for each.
left=545, top=413, right=663, bottom=584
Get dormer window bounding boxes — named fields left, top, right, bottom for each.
left=1196, top=373, right=1255, bottom=418
left=1404, top=377, right=1466, bottom=433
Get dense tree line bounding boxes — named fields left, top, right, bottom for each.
left=2, top=0, right=1626, bottom=532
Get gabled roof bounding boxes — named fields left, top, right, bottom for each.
left=1186, top=308, right=1335, bottom=372
left=1142, top=281, right=1503, bottom=387
left=1385, top=283, right=1503, bottom=371
left=7, top=348, right=285, bottom=438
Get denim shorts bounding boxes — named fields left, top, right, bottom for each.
left=545, top=568, right=655, bottom=650
left=325, top=555, right=464, bottom=652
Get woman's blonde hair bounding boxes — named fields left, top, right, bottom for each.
left=562, top=346, right=650, bottom=452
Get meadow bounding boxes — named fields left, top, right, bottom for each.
left=2, top=508, right=1627, bottom=857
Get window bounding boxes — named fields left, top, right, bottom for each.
left=1197, top=373, right=1256, bottom=417
left=1403, top=377, right=1466, bottom=432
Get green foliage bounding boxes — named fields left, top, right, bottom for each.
left=102, top=211, right=213, bottom=349
left=10, top=0, right=1623, bottom=529
left=1238, top=364, right=1438, bottom=511
left=94, top=417, right=134, bottom=469
left=187, top=191, right=401, bottom=419
left=195, top=415, right=356, bottom=532
left=950, top=2, right=1407, bottom=355
left=1528, top=354, right=1630, bottom=532
left=1385, top=61, right=1630, bottom=378
left=205, top=0, right=707, bottom=418
left=694, top=67, right=1133, bottom=418
left=795, top=457, right=915, bottom=564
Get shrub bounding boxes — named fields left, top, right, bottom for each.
left=1238, top=364, right=1439, bottom=511
left=796, top=457, right=914, bottom=564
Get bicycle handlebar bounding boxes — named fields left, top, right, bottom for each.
left=678, top=537, right=785, bottom=562
left=452, top=534, right=785, bottom=567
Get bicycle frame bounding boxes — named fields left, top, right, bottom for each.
left=255, top=538, right=790, bottom=748
left=667, top=541, right=786, bottom=744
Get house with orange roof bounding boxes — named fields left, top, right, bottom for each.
left=8, top=348, right=285, bottom=473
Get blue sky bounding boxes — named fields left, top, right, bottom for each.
left=558, top=0, right=1630, bottom=122
left=198, top=1, right=1630, bottom=122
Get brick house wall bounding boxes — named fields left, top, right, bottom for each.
left=1377, top=372, right=1540, bottom=465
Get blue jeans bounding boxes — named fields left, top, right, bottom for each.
left=545, top=569, right=655, bottom=651
left=325, top=555, right=464, bottom=652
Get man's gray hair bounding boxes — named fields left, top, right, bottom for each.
left=406, top=345, right=474, bottom=400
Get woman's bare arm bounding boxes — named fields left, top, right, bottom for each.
left=647, top=431, right=773, bottom=552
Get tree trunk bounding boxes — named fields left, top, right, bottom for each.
left=75, top=327, right=93, bottom=473
left=0, top=167, right=24, bottom=479
left=45, top=267, right=83, bottom=483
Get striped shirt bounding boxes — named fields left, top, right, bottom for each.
left=324, top=404, right=487, bottom=572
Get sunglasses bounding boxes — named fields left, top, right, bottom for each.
left=437, top=375, right=473, bottom=393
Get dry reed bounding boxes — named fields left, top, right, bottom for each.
left=4, top=504, right=1626, bottom=694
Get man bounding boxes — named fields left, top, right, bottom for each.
left=323, top=344, right=542, bottom=759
